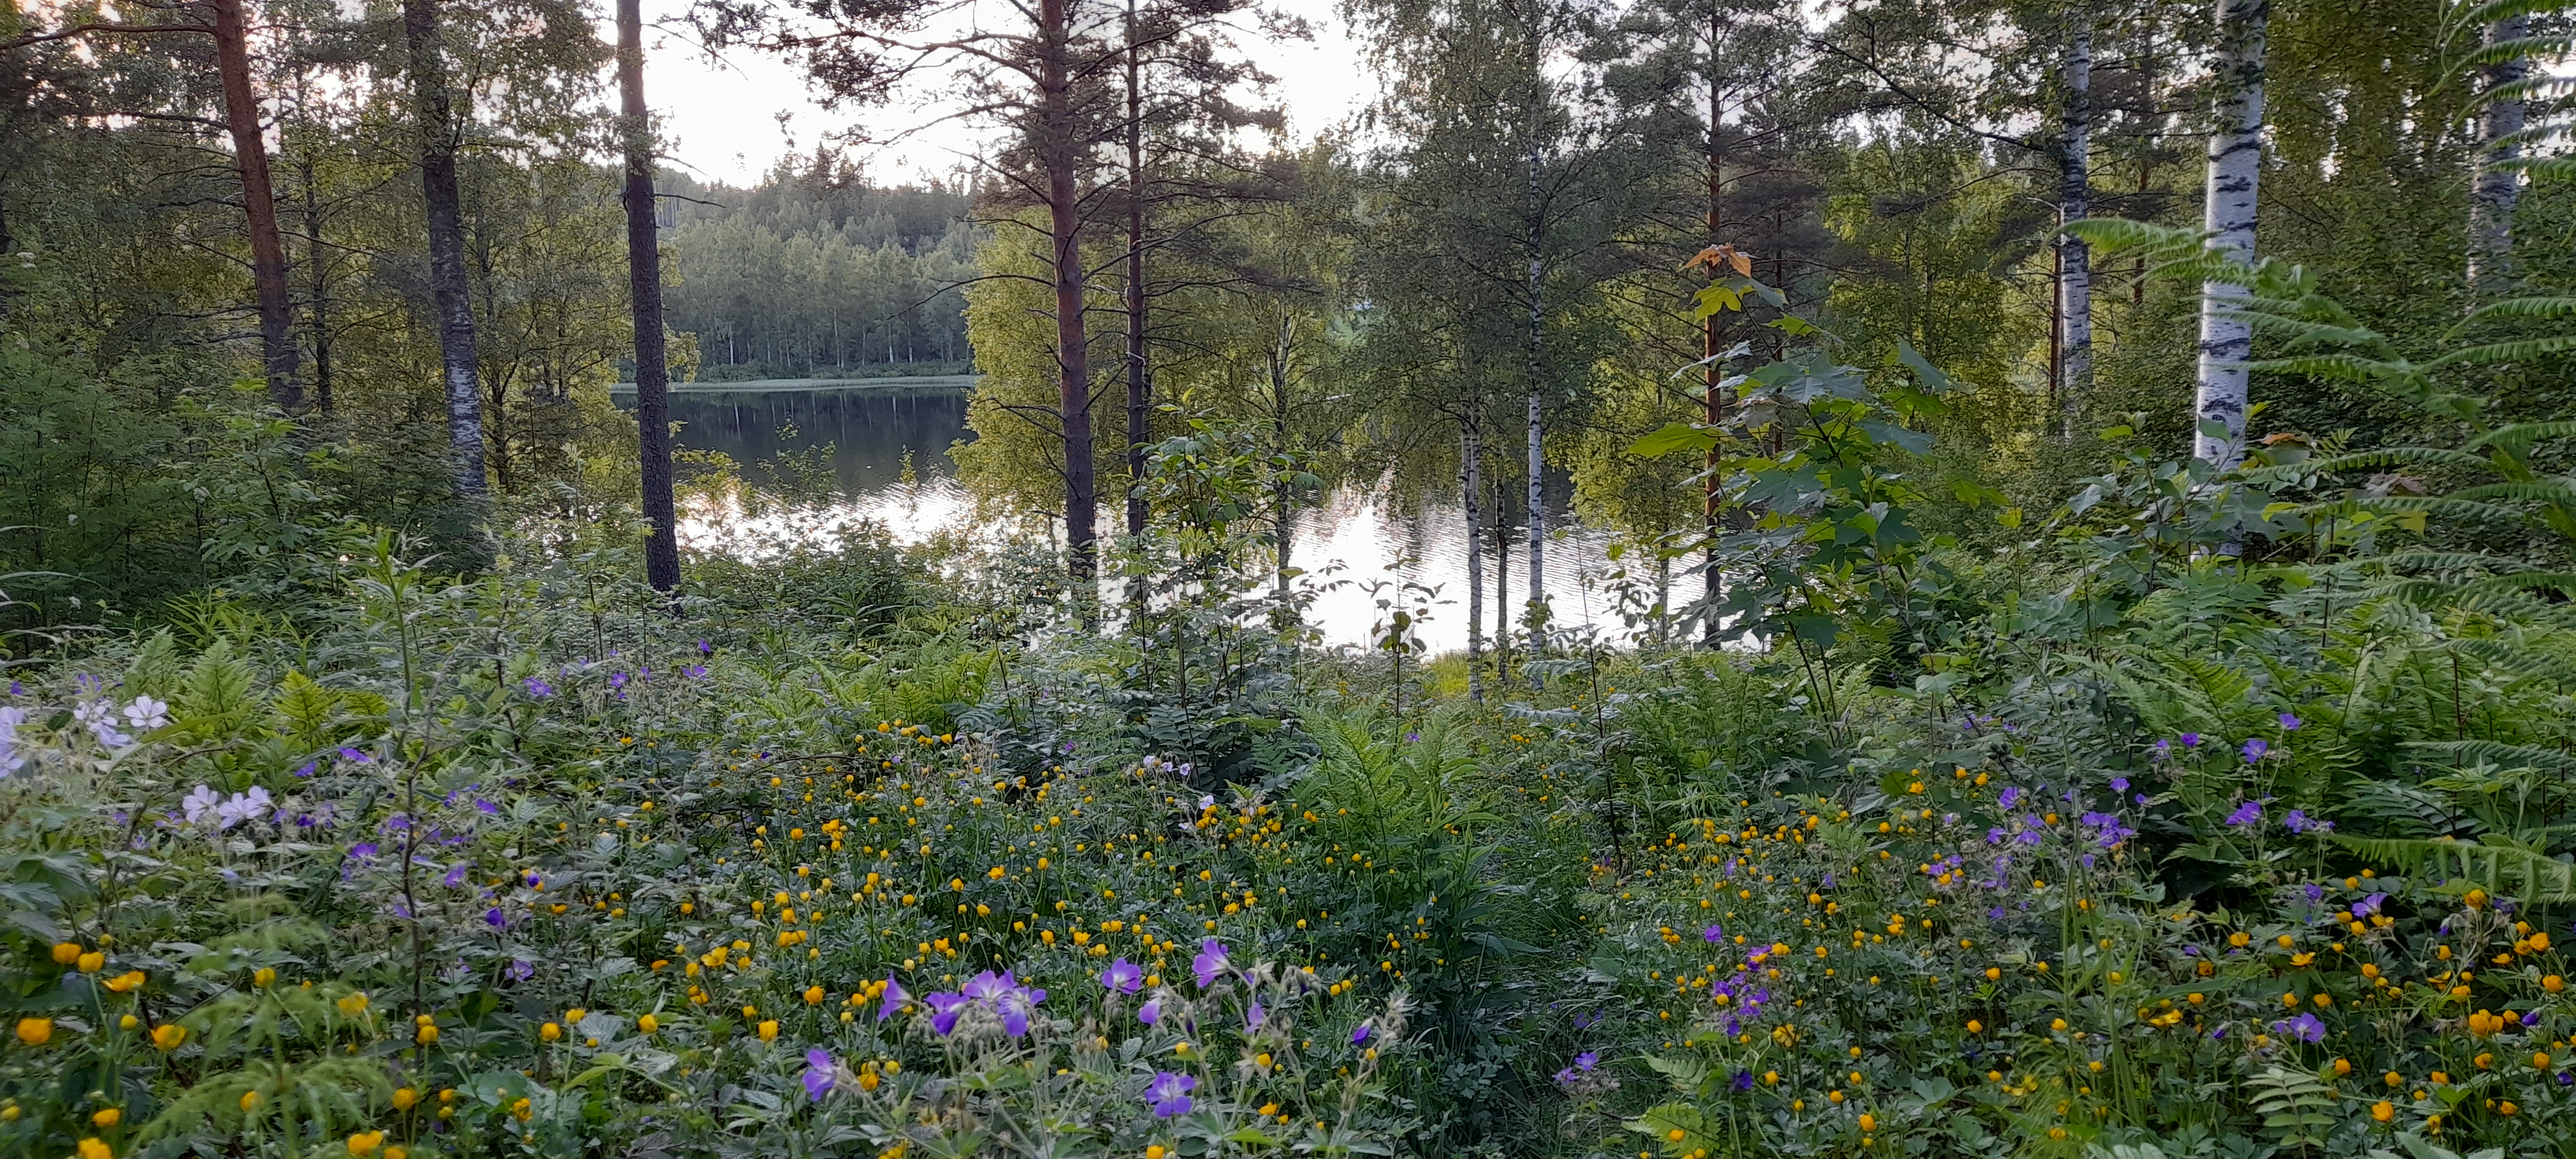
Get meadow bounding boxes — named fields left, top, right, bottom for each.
left=3, top=486, right=2571, bottom=1159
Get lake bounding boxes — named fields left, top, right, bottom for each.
left=614, top=379, right=1645, bottom=651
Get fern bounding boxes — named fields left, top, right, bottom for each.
left=2330, top=833, right=2576, bottom=901
left=2248, top=1064, right=2338, bottom=1150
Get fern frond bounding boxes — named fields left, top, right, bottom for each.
left=2298, top=447, right=2498, bottom=475
left=2463, top=420, right=2576, bottom=452
left=2425, top=334, right=2576, bottom=369
left=2402, top=739, right=2576, bottom=777
left=2330, top=833, right=2576, bottom=902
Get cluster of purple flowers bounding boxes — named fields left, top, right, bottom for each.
left=1551, top=1050, right=1599, bottom=1089
left=922, top=970, right=1048, bottom=1037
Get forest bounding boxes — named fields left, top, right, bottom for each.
left=5, top=0, right=2576, bottom=1155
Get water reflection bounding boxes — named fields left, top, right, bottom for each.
left=618, top=381, right=1643, bottom=650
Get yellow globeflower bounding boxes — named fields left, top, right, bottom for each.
left=253, top=967, right=276, bottom=988
left=78, top=1139, right=113, bottom=1159
left=348, top=1130, right=384, bottom=1156
left=2372, top=1101, right=2395, bottom=1123
left=92, top=1107, right=121, bottom=1127
left=638, top=1013, right=659, bottom=1034
left=805, top=986, right=826, bottom=1006
left=15, top=1017, right=52, bottom=1046
left=151, top=1024, right=187, bottom=1051
left=759, top=1020, right=780, bottom=1042
left=540, top=1022, right=562, bottom=1042
left=77, top=951, right=105, bottom=974
left=415, top=1022, right=439, bottom=1045
left=52, top=943, right=82, bottom=965
left=392, top=1088, right=419, bottom=1111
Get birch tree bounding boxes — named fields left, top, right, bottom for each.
left=2193, top=0, right=2264, bottom=471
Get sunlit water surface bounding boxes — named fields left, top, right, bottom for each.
left=619, top=381, right=1652, bottom=651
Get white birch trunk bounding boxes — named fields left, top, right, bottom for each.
left=2194, top=0, right=2268, bottom=470
left=2058, top=5, right=2093, bottom=438
left=2468, top=13, right=2528, bottom=294
left=1463, top=422, right=1484, bottom=703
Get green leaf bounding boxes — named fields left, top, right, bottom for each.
left=1629, top=422, right=1717, bottom=459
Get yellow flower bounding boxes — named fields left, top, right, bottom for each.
left=1147, top=1147, right=1168, bottom=1159
left=91, top=1107, right=120, bottom=1127
left=415, top=1023, right=439, bottom=1045
left=392, top=1087, right=419, bottom=1111
left=1859, top=1114, right=1877, bottom=1132
left=16, top=1017, right=52, bottom=1046
left=253, top=967, right=276, bottom=988
left=77, top=951, right=104, bottom=973
left=1965, top=1020, right=1982, bottom=1034
left=242, top=1091, right=263, bottom=1111
left=2371, top=1102, right=2394, bottom=1123
left=52, top=942, right=82, bottom=965
left=509, top=1097, right=533, bottom=1121
left=78, top=1139, right=112, bottom=1159
left=541, top=1022, right=562, bottom=1042
left=759, top=1019, right=780, bottom=1041
left=805, top=986, right=826, bottom=1006
left=151, top=1024, right=186, bottom=1050
left=337, top=992, right=370, bottom=1019
left=104, top=971, right=145, bottom=994
left=348, top=1131, right=384, bottom=1156
left=1665, top=1129, right=1687, bottom=1142
left=638, top=1013, right=659, bottom=1034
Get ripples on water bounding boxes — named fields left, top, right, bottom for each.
left=626, top=381, right=1654, bottom=651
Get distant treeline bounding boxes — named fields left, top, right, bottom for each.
left=660, top=150, right=981, bottom=381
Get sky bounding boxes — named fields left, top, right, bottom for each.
left=641, top=0, right=1378, bottom=187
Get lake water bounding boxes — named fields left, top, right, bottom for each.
left=617, top=380, right=1645, bottom=651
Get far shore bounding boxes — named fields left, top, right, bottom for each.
left=609, top=375, right=979, bottom=393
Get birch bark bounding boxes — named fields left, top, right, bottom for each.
left=2193, top=0, right=2266, bottom=471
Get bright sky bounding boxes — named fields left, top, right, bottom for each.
left=640, top=0, right=1377, bottom=187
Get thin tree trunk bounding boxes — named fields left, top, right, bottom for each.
left=2467, top=12, right=2528, bottom=294
left=1524, top=144, right=1546, bottom=672
left=2193, top=0, right=2266, bottom=472
left=1040, top=0, right=1095, bottom=582
left=1463, top=420, right=1484, bottom=703
left=618, top=0, right=680, bottom=596
left=298, top=147, right=333, bottom=413
left=1124, top=0, right=1150, bottom=538
left=209, top=0, right=299, bottom=413
left=1701, top=57, right=1725, bottom=645
left=1494, top=481, right=1511, bottom=683
left=401, top=0, right=486, bottom=498
left=2058, top=3, right=2091, bottom=438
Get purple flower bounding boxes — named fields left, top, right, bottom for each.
left=1246, top=1001, right=1266, bottom=1032
left=1351, top=1023, right=1371, bottom=1044
left=346, top=841, right=379, bottom=860
left=878, top=974, right=907, bottom=1022
left=2279, top=713, right=2302, bottom=730
left=2110, top=777, right=2129, bottom=791
left=609, top=672, right=629, bottom=690
left=1101, top=958, right=1143, bottom=994
left=484, top=907, right=507, bottom=928
left=443, top=864, right=469, bottom=887
left=698, top=638, right=714, bottom=655
left=2151, top=739, right=2171, bottom=761
left=2273, top=1012, right=2325, bottom=1044
left=2284, top=809, right=2332, bottom=834
left=1732, top=1069, right=1754, bottom=1091
left=2240, top=738, right=2268, bottom=763
left=522, top=677, right=554, bottom=698
left=1192, top=938, right=1231, bottom=987
left=1574, top=1051, right=1598, bottom=1071
left=2226, top=800, right=2264, bottom=827
left=339, top=746, right=370, bottom=763
left=505, top=959, right=535, bottom=982
left=923, top=991, right=969, bottom=1035
left=1146, top=1071, right=1197, bottom=1118
left=2180, top=733, right=2201, bottom=748
left=1139, top=998, right=1162, bottom=1026
left=1703, top=925, right=1724, bottom=943
left=2352, top=894, right=2387, bottom=918
left=681, top=664, right=708, bottom=679
left=1998, top=786, right=2023, bottom=809
left=803, top=1049, right=837, bottom=1102
left=294, top=762, right=317, bottom=778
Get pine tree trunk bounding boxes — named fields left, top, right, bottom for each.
left=209, top=0, right=300, bottom=414
left=402, top=0, right=486, bottom=498
left=2193, top=0, right=2266, bottom=471
left=1040, top=0, right=1095, bottom=581
left=2056, top=3, right=2092, bottom=438
left=1124, top=0, right=1150, bottom=538
left=618, top=0, right=681, bottom=596
left=2468, top=12, right=2528, bottom=294
left=1463, top=420, right=1484, bottom=702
